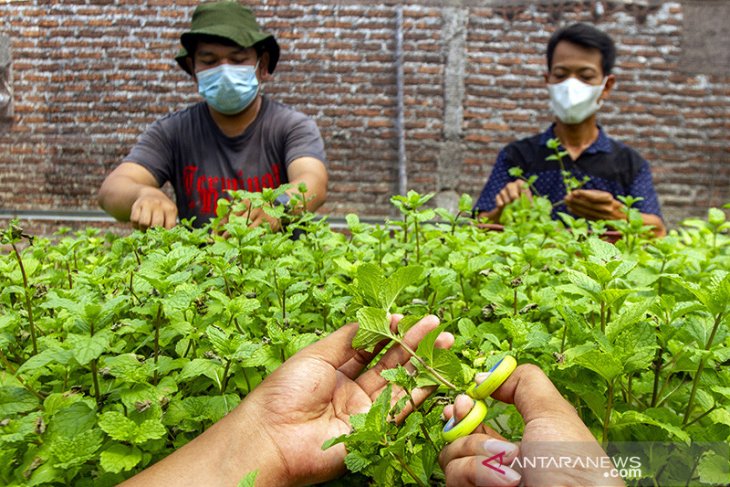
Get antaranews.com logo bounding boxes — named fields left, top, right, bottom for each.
left=477, top=441, right=728, bottom=486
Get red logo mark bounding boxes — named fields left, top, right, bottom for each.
left=482, top=451, right=506, bottom=475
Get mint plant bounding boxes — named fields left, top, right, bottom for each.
left=0, top=194, right=728, bottom=486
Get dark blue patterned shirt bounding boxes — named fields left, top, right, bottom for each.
left=474, top=125, right=663, bottom=219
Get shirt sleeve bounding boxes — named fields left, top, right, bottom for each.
left=629, top=160, right=663, bottom=218
left=284, top=116, right=327, bottom=167
left=474, top=149, right=514, bottom=212
left=124, top=119, right=174, bottom=187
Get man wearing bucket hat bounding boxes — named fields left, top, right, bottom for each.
left=98, top=1, right=328, bottom=230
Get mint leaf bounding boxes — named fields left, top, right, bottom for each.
left=344, top=451, right=372, bottom=473
left=380, top=266, right=424, bottom=310
left=697, top=451, right=730, bottom=485
left=98, top=411, right=166, bottom=444
left=357, top=263, right=385, bottom=306
left=100, top=443, right=142, bottom=473
left=237, top=471, right=259, bottom=487
left=612, top=410, right=690, bottom=443
left=415, top=322, right=449, bottom=364
left=353, top=307, right=393, bottom=352
left=50, top=429, right=103, bottom=469
left=0, top=386, right=39, bottom=416
left=68, top=331, right=112, bottom=366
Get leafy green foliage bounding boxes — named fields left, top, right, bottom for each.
left=0, top=193, right=729, bottom=486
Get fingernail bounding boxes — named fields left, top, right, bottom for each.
left=483, top=439, right=518, bottom=456
left=500, top=465, right=522, bottom=483
left=475, top=372, right=491, bottom=384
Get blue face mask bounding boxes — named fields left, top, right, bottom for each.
left=196, top=62, right=260, bottom=115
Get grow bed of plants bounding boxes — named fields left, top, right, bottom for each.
left=1, top=189, right=728, bottom=486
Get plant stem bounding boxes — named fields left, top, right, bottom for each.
left=600, top=300, right=607, bottom=334
left=415, top=220, right=421, bottom=263
left=391, top=452, right=427, bottom=487
left=90, top=359, right=102, bottom=406
left=602, top=379, right=614, bottom=449
left=683, top=312, right=724, bottom=425
left=11, top=243, right=38, bottom=355
left=242, top=367, right=252, bottom=392
left=397, top=341, right=457, bottom=391
left=65, top=261, right=73, bottom=289
left=153, top=304, right=162, bottom=385
left=685, top=404, right=718, bottom=428
left=651, top=344, right=665, bottom=407
left=221, top=360, right=232, bottom=394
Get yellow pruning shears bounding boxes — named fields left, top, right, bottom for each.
left=441, top=355, right=517, bottom=443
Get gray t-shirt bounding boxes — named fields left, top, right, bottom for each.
left=125, top=96, right=326, bottom=226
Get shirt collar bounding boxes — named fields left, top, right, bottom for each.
left=540, top=124, right=612, bottom=154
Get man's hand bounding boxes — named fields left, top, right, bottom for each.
left=478, top=180, right=532, bottom=222
left=496, top=180, right=532, bottom=210
left=245, top=205, right=282, bottom=231
left=98, top=162, right=178, bottom=230
left=129, top=187, right=178, bottom=230
left=439, top=365, right=624, bottom=487
left=121, top=315, right=453, bottom=487
left=565, top=189, right=625, bottom=221
left=217, top=198, right=284, bottom=237
left=244, top=314, right=453, bottom=486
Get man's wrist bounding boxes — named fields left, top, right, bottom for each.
left=227, top=400, right=291, bottom=486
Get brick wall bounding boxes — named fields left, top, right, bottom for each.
left=0, top=0, right=728, bottom=233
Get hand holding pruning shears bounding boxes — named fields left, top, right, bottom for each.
left=439, top=362, right=623, bottom=487
left=441, top=355, right=518, bottom=443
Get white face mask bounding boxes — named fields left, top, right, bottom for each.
left=548, top=77, right=607, bottom=125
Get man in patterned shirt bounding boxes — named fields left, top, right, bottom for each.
left=474, top=23, right=665, bottom=236
left=98, top=1, right=328, bottom=230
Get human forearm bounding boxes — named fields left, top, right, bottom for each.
left=120, top=401, right=288, bottom=487
left=98, top=162, right=178, bottom=229
left=98, top=176, right=159, bottom=222
left=285, top=157, right=328, bottom=213
left=287, top=175, right=327, bottom=212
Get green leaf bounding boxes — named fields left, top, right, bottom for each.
left=356, top=263, right=385, bottom=306
left=352, top=307, right=393, bottom=352
left=98, top=411, right=166, bottom=444
left=606, top=298, right=655, bottom=341
left=415, top=322, right=449, bottom=364
left=179, top=358, right=224, bottom=384
left=50, top=428, right=103, bottom=469
left=98, top=411, right=137, bottom=442
left=380, top=265, right=424, bottom=310
left=16, top=347, right=73, bottom=374
left=100, top=443, right=142, bottom=473
left=69, top=331, right=112, bottom=366
left=563, top=269, right=602, bottom=299
left=586, top=236, right=620, bottom=262
left=0, top=386, right=39, bottom=416
left=284, top=333, right=319, bottom=358
left=237, top=471, right=259, bottom=487
left=563, top=346, right=623, bottom=382
left=612, top=410, right=690, bottom=443
left=48, top=401, right=97, bottom=438
left=430, top=348, right=464, bottom=384
left=344, top=450, right=372, bottom=473
left=362, top=385, right=392, bottom=438
left=697, top=451, right=730, bottom=485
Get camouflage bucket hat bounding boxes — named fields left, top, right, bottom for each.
left=175, top=1, right=280, bottom=75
